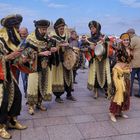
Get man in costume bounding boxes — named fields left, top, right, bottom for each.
left=19, top=27, right=29, bottom=98
left=0, top=14, right=27, bottom=139
left=79, top=35, right=90, bottom=69
left=52, top=18, right=76, bottom=103
left=26, top=19, right=57, bottom=115
left=68, top=30, right=80, bottom=84
left=87, top=20, right=113, bottom=99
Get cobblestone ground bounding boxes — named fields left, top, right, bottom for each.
left=1, top=69, right=140, bottom=140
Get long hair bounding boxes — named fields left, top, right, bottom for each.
left=116, top=33, right=132, bottom=63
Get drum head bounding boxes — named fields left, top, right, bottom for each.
left=63, top=48, right=76, bottom=70
left=94, top=44, right=105, bottom=56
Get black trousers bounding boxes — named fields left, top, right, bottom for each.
left=53, top=82, right=72, bottom=98
left=0, top=81, right=22, bottom=124
left=73, top=69, right=77, bottom=82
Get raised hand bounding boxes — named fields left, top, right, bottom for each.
left=50, top=47, right=58, bottom=53
left=39, top=50, right=51, bottom=56
left=60, top=42, right=69, bottom=47
left=5, top=50, right=22, bottom=60
left=90, top=44, right=96, bottom=50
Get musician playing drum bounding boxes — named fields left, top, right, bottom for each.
left=87, top=20, right=114, bottom=99
left=52, top=18, right=76, bottom=103
left=68, top=30, right=80, bottom=84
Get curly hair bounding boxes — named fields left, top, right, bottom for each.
left=116, top=46, right=132, bottom=63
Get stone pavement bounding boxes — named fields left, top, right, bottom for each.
left=1, top=69, right=140, bottom=140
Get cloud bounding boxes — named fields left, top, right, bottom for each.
left=47, top=3, right=67, bottom=8
left=0, top=2, right=39, bottom=32
left=0, top=2, right=38, bottom=17
left=72, top=15, right=140, bottom=35
left=99, top=15, right=140, bottom=35
left=119, top=0, right=140, bottom=8
left=36, top=0, right=67, bottom=8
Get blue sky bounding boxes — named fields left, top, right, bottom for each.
left=0, top=0, right=140, bottom=35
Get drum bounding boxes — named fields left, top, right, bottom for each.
left=94, top=43, right=105, bottom=56
left=73, top=46, right=80, bottom=55
left=74, top=55, right=80, bottom=69
left=73, top=47, right=80, bottom=69
left=63, top=48, right=77, bottom=70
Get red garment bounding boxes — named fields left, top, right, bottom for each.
left=0, top=62, right=4, bottom=80
left=109, top=74, right=130, bottom=115
left=10, top=65, right=19, bottom=80
left=108, top=46, right=114, bottom=56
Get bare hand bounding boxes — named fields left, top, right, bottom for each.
left=83, top=48, right=88, bottom=52
left=18, top=48, right=24, bottom=52
left=21, top=55, right=30, bottom=63
left=60, top=42, right=69, bottom=47
left=5, top=51, right=22, bottom=60
left=90, top=44, right=95, bottom=50
left=51, top=47, right=57, bottom=53
left=39, top=51, right=51, bottom=56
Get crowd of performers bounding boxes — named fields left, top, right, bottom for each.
left=0, top=14, right=138, bottom=139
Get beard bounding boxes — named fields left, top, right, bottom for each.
left=35, top=28, right=47, bottom=41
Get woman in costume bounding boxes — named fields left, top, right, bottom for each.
left=109, top=33, right=132, bottom=122
left=87, top=20, right=113, bottom=99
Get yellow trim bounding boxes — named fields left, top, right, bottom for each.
left=27, top=72, right=39, bottom=104
left=0, top=84, right=4, bottom=107
left=0, top=27, right=20, bottom=51
left=120, top=34, right=129, bottom=40
left=112, top=66, right=130, bottom=105
left=26, top=32, right=47, bottom=51
left=52, top=63, right=64, bottom=92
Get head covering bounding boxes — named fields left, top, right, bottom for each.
left=126, top=28, right=135, bottom=34
left=120, top=33, right=131, bottom=46
left=88, top=20, right=101, bottom=32
left=88, top=20, right=102, bottom=43
left=120, top=33, right=130, bottom=40
left=54, top=18, right=66, bottom=29
left=1, top=14, right=22, bottom=28
left=34, top=20, right=50, bottom=28
left=116, top=33, right=131, bottom=63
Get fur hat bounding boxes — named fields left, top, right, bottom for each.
left=1, top=14, right=22, bottom=28
left=54, top=18, right=66, bottom=29
left=34, top=20, right=50, bottom=28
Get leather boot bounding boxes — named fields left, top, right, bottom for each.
left=0, top=124, right=12, bottom=139
left=8, top=117, right=27, bottom=130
